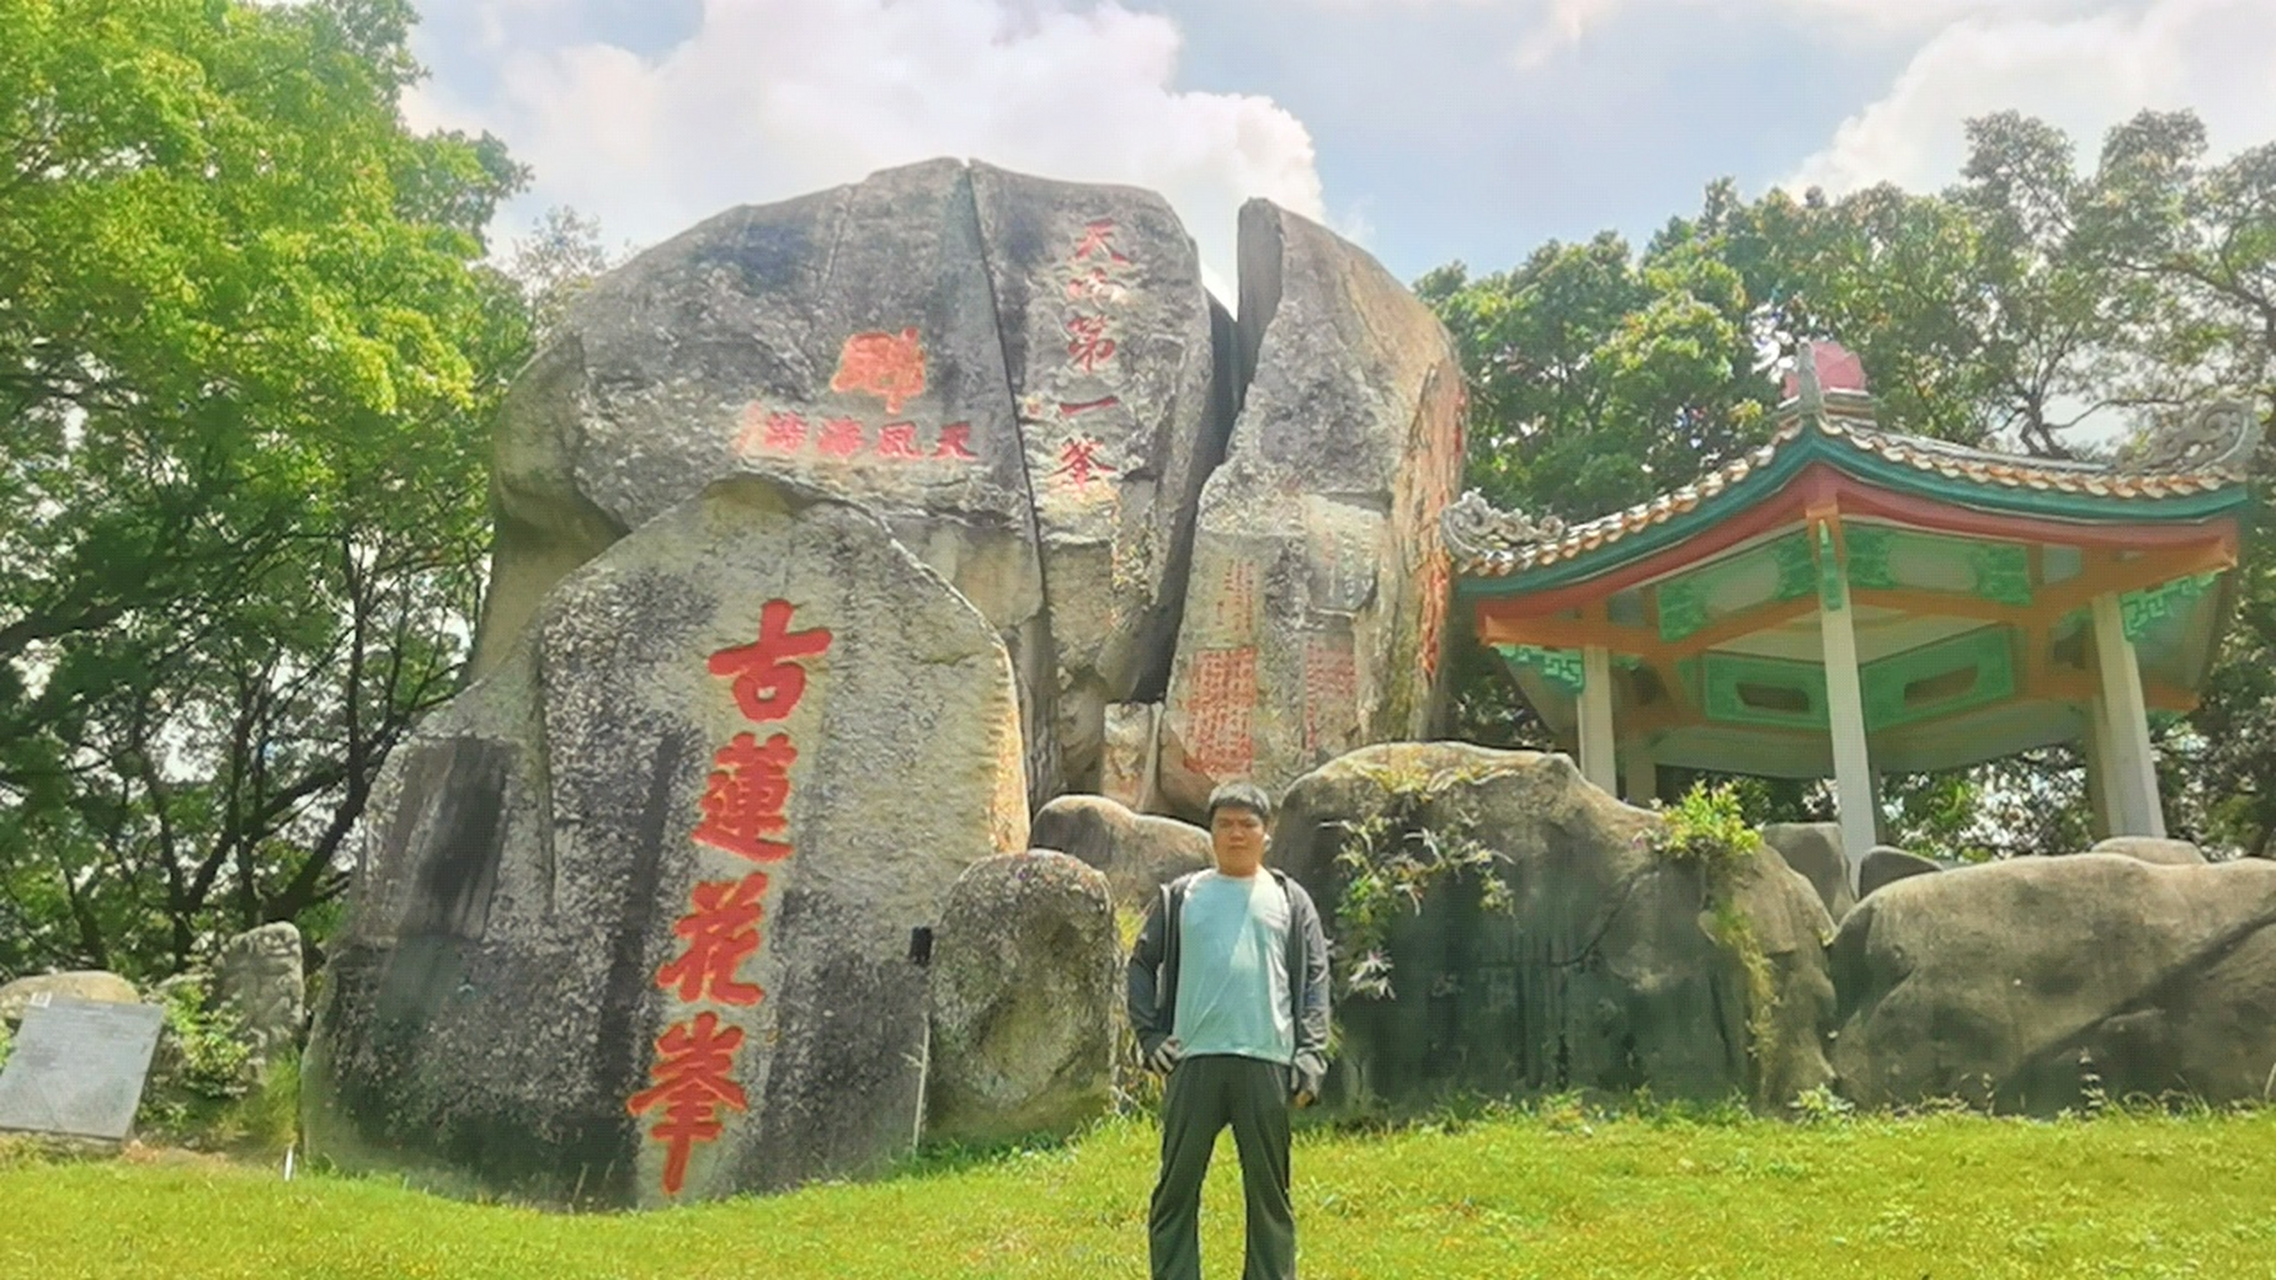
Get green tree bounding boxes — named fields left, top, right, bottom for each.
left=0, top=0, right=530, bottom=978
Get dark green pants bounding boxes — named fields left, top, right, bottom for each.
left=1149, top=1054, right=1295, bottom=1280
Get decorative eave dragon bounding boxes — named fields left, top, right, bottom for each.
left=1439, top=489, right=1567, bottom=564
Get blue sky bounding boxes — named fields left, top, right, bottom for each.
left=403, top=0, right=2276, bottom=294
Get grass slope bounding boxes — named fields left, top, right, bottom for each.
left=6, top=1109, right=2276, bottom=1279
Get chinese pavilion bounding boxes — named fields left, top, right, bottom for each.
left=1445, top=343, right=2262, bottom=867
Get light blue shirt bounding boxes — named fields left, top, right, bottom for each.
left=1172, top=870, right=1294, bottom=1064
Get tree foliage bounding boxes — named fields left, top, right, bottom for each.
left=0, top=0, right=531, bottom=978
left=1428, top=108, right=2274, bottom=857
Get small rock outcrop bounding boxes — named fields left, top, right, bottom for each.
left=305, top=477, right=1028, bottom=1207
left=1831, top=855, right=2276, bottom=1111
left=1858, top=847, right=1942, bottom=901
left=925, top=852, right=1118, bottom=1144
left=2088, top=836, right=2207, bottom=866
left=0, top=971, right=139, bottom=1026
left=213, top=922, right=305, bottom=1068
left=1762, top=823, right=1856, bottom=923
left=1029, top=794, right=1212, bottom=906
left=1272, top=743, right=1835, bottom=1109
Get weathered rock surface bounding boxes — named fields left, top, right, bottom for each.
left=1858, top=847, right=1942, bottom=900
left=1029, top=794, right=1212, bottom=906
left=926, top=852, right=1118, bottom=1144
left=1830, top=855, right=2276, bottom=1111
left=1099, top=702, right=1164, bottom=812
left=0, top=972, right=138, bottom=1026
left=474, top=158, right=1053, bottom=798
left=470, top=159, right=1239, bottom=802
left=968, top=165, right=1233, bottom=789
left=1763, top=823, right=1856, bottom=923
left=1274, top=743, right=1835, bottom=1109
left=2088, top=836, right=2207, bottom=866
left=1156, top=203, right=1466, bottom=815
left=214, top=922, right=305, bottom=1067
left=306, top=476, right=1028, bottom=1207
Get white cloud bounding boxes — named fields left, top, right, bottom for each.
left=1788, top=0, right=2276, bottom=195
left=1296, top=0, right=2108, bottom=66
left=405, top=0, right=1325, bottom=294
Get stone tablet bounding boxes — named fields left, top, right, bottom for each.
left=0, top=997, right=166, bottom=1142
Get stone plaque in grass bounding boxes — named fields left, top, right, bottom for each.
left=0, top=996, right=166, bottom=1142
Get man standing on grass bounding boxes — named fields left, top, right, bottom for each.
left=1127, top=780, right=1332, bottom=1280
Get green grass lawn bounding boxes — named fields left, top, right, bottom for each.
left=6, top=1106, right=2276, bottom=1279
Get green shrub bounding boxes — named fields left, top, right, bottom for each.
left=1653, top=784, right=1781, bottom=1075
left=1650, top=781, right=1762, bottom=872
left=1331, top=764, right=1514, bottom=1002
left=136, top=981, right=259, bottom=1146
left=0, top=1019, right=12, bottom=1074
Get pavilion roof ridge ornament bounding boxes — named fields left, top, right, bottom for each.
left=2116, top=398, right=2265, bottom=480
left=1440, top=489, right=1568, bottom=564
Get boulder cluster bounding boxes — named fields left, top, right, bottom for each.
left=300, top=160, right=1463, bottom=1207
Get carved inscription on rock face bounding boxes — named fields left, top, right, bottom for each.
left=1181, top=647, right=1259, bottom=778
left=629, top=598, right=833, bottom=1199
left=1301, top=638, right=1361, bottom=758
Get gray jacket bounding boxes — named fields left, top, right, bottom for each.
left=1126, top=868, right=1332, bottom=1099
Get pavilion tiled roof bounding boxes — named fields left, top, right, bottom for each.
left=1448, top=364, right=2262, bottom=582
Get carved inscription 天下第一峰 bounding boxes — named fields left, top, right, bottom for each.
left=1029, top=218, right=1140, bottom=491
left=628, top=598, right=833, bottom=1198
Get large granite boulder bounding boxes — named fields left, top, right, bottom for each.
left=968, top=165, right=1232, bottom=790
left=925, top=852, right=1118, bottom=1144
left=2088, top=837, right=2207, bottom=866
left=1029, top=794, right=1212, bottom=906
left=305, top=476, right=1029, bottom=1207
left=1762, top=823, right=1855, bottom=923
left=1273, top=743, right=1835, bottom=1109
left=1155, top=203, right=1465, bottom=815
left=471, top=159, right=1234, bottom=802
left=213, top=922, right=305, bottom=1068
left=1830, top=855, right=2276, bottom=1111
left=0, top=971, right=138, bottom=1027
left=1858, top=847, right=1941, bottom=901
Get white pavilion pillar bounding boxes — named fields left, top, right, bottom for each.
left=2091, top=593, right=2166, bottom=838
left=1578, top=645, right=1619, bottom=794
left=2082, top=695, right=2122, bottom=840
left=1816, top=529, right=1877, bottom=872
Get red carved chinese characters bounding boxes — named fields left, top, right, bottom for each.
left=1065, top=313, right=1117, bottom=372
left=934, top=422, right=977, bottom=460
left=656, top=872, right=772, bottom=1005
left=1182, top=647, right=1258, bottom=777
left=690, top=733, right=798, bottom=862
left=818, top=417, right=865, bottom=457
left=634, top=600, right=834, bottom=1198
left=875, top=422, right=923, bottom=459
left=730, top=401, right=977, bottom=465
left=1072, top=218, right=1129, bottom=264
left=830, top=328, right=926, bottom=413
left=1054, top=435, right=1116, bottom=491
left=708, top=600, right=834, bottom=722
left=627, top=1013, right=750, bottom=1196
